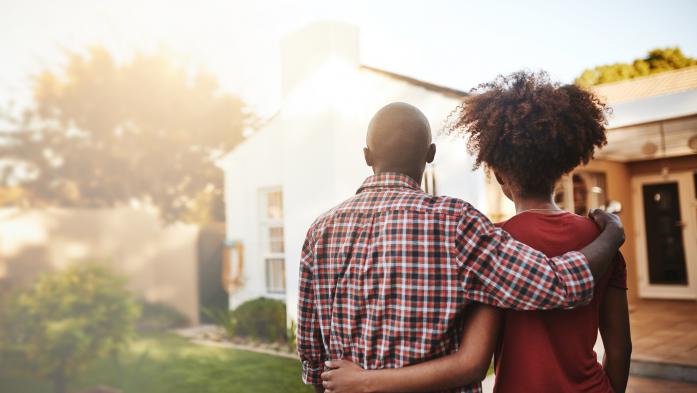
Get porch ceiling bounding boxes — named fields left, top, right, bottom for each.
left=597, top=115, right=697, bottom=162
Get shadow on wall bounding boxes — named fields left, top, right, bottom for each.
left=0, top=207, right=201, bottom=324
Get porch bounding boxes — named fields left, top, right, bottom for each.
left=628, top=376, right=697, bottom=393
left=629, top=299, right=697, bottom=385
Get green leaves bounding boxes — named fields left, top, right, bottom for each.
left=231, top=298, right=288, bottom=343
left=575, top=47, right=697, bottom=87
left=205, top=298, right=289, bottom=344
left=0, top=263, right=140, bottom=390
left=1, top=46, right=254, bottom=223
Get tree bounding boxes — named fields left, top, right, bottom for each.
left=576, top=47, right=697, bottom=88
left=0, top=47, right=253, bottom=223
left=0, top=263, right=140, bottom=393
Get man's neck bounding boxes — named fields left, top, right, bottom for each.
left=373, top=168, right=423, bottom=186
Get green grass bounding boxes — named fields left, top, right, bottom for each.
left=0, top=333, right=313, bottom=393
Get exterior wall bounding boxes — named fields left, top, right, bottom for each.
left=223, top=120, right=286, bottom=309
left=0, top=207, right=200, bottom=323
left=582, top=154, right=697, bottom=303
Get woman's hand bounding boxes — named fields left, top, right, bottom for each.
left=321, top=359, right=370, bottom=393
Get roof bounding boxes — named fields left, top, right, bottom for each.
left=605, top=88, right=697, bottom=129
left=217, top=65, right=468, bottom=168
left=360, top=65, right=468, bottom=98
left=591, top=66, right=697, bottom=104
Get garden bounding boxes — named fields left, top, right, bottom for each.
left=0, top=264, right=311, bottom=393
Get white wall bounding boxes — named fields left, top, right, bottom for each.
left=0, top=207, right=200, bottom=323
left=223, top=119, right=287, bottom=309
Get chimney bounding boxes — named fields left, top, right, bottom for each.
left=280, top=21, right=360, bottom=98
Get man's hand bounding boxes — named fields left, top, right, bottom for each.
left=589, top=209, right=625, bottom=248
left=580, top=209, right=626, bottom=282
left=321, top=359, right=370, bottom=393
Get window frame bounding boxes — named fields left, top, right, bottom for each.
left=259, top=188, right=286, bottom=295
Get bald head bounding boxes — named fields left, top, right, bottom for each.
left=364, top=102, right=435, bottom=182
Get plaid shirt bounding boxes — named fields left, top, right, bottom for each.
left=297, top=173, right=594, bottom=392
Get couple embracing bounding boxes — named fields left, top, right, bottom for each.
left=297, top=71, right=631, bottom=393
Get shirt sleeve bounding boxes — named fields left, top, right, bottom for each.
left=296, top=232, right=326, bottom=385
left=608, top=252, right=628, bottom=290
left=454, top=206, right=595, bottom=310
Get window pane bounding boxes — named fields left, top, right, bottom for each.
left=270, top=240, right=284, bottom=253
left=266, top=258, right=286, bottom=293
left=269, top=227, right=284, bottom=238
left=268, top=227, right=284, bottom=253
left=266, top=191, right=283, bottom=219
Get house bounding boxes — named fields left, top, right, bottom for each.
left=583, top=66, right=697, bottom=302
left=217, top=21, right=488, bottom=321
left=577, top=67, right=697, bottom=381
left=218, top=21, right=697, bottom=381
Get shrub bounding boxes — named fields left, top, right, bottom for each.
left=0, top=263, right=140, bottom=393
left=136, top=299, right=190, bottom=332
left=231, top=298, right=287, bottom=343
left=205, top=298, right=288, bottom=344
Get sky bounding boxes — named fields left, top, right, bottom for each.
left=2, top=0, right=697, bottom=117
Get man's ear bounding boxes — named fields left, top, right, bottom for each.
left=363, top=147, right=373, bottom=167
left=494, top=171, right=505, bottom=186
left=426, top=143, right=436, bottom=163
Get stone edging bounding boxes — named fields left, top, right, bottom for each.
left=189, top=338, right=299, bottom=360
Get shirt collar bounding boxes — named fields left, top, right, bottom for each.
left=356, top=172, right=422, bottom=194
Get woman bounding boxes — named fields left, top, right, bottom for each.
left=321, top=71, right=632, bottom=393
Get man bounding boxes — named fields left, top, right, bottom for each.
left=297, top=102, right=624, bottom=393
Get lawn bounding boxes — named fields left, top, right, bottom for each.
left=0, top=333, right=313, bottom=393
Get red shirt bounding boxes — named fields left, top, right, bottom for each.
left=493, top=211, right=627, bottom=393
left=297, top=173, right=595, bottom=393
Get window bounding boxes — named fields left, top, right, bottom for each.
left=260, top=189, right=285, bottom=294
left=554, top=171, right=608, bottom=214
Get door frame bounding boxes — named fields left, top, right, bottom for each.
left=632, top=171, right=697, bottom=299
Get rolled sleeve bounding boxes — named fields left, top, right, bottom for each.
left=301, top=360, right=324, bottom=385
left=296, top=235, right=326, bottom=385
left=455, top=207, right=594, bottom=310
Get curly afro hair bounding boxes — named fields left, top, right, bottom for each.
left=446, top=71, right=609, bottom=197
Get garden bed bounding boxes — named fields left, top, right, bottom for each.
left=174, top=325, right=298, bottom=359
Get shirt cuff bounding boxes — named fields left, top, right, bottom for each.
left=556, top=250, right=595, bottom=307
left=302, top=360, right=324, bottom=385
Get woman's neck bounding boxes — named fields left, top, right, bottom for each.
left=513, top=194, right=561, bottom=214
